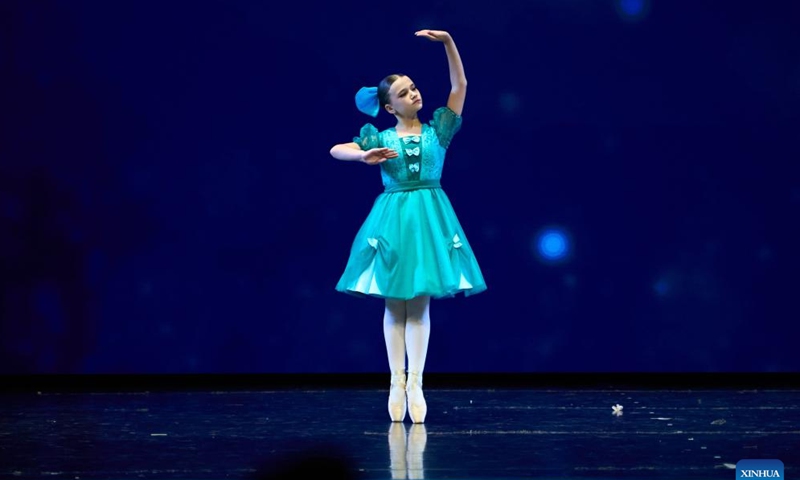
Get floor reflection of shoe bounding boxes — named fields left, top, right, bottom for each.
left=388, top=422, right=407, bottom=480
left=407, top=424, right=427, bottom=480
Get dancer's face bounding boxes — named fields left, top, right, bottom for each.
left=385, top=76, right=423, bottom=117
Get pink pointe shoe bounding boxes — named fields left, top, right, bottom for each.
left=388, top=371, right=407, bottom=422
left=406, top=371, right=427, bottom=424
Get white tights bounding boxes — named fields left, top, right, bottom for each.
left=383, top=296, right=431, bottom=376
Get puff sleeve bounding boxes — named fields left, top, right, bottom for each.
left=353, top=123, right=381, bottom=151
left=429, top=106, right=463, bottom=149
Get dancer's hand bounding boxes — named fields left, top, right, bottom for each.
left=414, top=29, right=452, bottom=43
left=361, top=147, right=398, bottom=165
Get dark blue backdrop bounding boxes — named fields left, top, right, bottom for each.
left=1, top=0, right=798, bottom=374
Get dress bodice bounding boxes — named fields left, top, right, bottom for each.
left=353, top=106, right=462, bottom=189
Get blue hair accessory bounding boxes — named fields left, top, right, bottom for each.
left=355, top=86, right=380, bottom=117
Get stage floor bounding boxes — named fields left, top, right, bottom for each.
left=1, top=384, right=797, bottom=479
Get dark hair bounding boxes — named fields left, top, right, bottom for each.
left=377, top=74, right=405, bottom=110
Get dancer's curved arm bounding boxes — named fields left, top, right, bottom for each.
left=415, top=29, right=467, bottom=115
left=330, top=143, right=398, bottom=165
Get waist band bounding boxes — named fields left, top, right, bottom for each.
left=384, top=179, right=442, bottom=193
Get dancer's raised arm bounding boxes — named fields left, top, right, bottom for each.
left=415, top=29, right=467, bottom=115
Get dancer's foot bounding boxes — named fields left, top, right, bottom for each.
left=388, top=371, right=407, bottom=422
left=406, top=371, right=427, bottom=424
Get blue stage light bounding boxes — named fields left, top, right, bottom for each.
left=534, top=227, right=571, bottom=263
left=614, top=0, right=650, bottom=22
left=620, top=0, right=644, bottom=16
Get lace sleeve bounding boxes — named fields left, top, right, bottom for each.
left=353, top=123, right=381, bottom=150
left=430, top=106, right=463, bottom=149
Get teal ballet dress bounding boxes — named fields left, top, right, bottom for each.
left=335, top=106, right=487, bottom=300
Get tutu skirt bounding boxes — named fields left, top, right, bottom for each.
left=336, top=181, right=487, bottom=300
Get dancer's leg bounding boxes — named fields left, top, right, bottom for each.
left=405, top=296, right=431, bottom=423
left=384, top=298, right=407, bottom=421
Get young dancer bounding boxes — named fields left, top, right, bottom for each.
left=330, top=29, right=486, bottom=423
